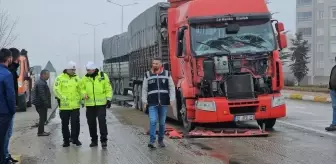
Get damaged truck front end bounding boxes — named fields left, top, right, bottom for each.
left=176, top=13, right=287, bottom=131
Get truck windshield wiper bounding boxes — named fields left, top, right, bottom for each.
left=196, top=51, right=230, bottom=58
left=224, top=38, right=268, bottom=50
left=196, top=41, right=231, bottom=54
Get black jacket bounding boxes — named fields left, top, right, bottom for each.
left=330, top=65, right=336, bottom=90
left=32, top=79, right=51, bottom=108
left=8, top=62, right=19, bottom=105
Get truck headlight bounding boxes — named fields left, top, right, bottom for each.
left=272, top=95, right=285, bottom=108
left=196, top=101, right=216, bottom=112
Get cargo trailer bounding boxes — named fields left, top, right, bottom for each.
left=103, top=0, right=288, bottom=134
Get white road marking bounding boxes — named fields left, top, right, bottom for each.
left=289, top=110, right=318, bottom=116
left=277, top=120, right=336, bottom=137
left=292, top=106, right=305, bottom=109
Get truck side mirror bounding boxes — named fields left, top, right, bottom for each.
left=278, top=33, right=287, bottom=49
left=275, top=22, right=285, bottom=32
left=177, top=26, right=188, bottom=58
left=274, top=21, right=287, bottom=49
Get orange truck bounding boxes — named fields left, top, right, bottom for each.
left=17, top=49, right=33, bottom=112
left=103, top=0, right=287, bottom=133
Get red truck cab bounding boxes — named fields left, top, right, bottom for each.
left=167, top=0, right=287, bottom=131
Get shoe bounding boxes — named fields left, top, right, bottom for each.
left=148, top=143, right=156, bottom=149
left=63, top=141, right=70, bottom=147
left=158, top=141, right=166, bottom=148
left=37, top=132, right=50, bottom=137
left=325, top=125, right=336, bottom=131
left=72, top=140, right=82, bottom=146
left=101, top=142, right=107, bottom=148
left=90, top=142, right=98, bottom=147
left=7, top=154, right=19, bottom=163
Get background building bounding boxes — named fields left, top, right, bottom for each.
left=296, top=0, right=334, bottom=85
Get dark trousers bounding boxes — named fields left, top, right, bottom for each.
left=0, top=115, right=11, bottom=164
left=36, top=107, right=48, bottom=134
left=59, top=109, right=80, bottom=142
left=86, top=106, right=108, bottom=143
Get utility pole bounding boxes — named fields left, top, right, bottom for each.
left=84, top=22, right=105, bottom=63
left=106, top=0, right=138, bottom=32
left=73, top=33, right=88, bottom=76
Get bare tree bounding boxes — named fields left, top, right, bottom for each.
left=0, top=9, right=18, bottom=48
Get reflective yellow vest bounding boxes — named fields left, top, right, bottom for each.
left=53, top=73, right=81, bottom=110
left=81, top=71, right=113, bottom=106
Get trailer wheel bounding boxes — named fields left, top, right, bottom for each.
left=138, top=85, right=144, bottom=112
left=257, top=119, right=276, bottom=129
left=27, top=87, right=32, bottom=108
left=180, top=93, right=195, bottom=132
left=119, top=79, right=124, bottom=95
left=115, top=80, right=120, bottom=95
left=133, top=84, right=139, bottom=109
left=112, top=80, right=117, bottom=94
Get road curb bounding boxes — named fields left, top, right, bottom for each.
left=282, top=93, right=331, bottom=103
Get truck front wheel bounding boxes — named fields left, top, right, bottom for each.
left=180, top=93, right=195, bottom=132
left=257, top=119, right=276, bottom=129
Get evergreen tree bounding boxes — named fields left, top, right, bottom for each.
left=279, top=50, right=291, bottom=65
left=289, top=32, right=310, bottom=84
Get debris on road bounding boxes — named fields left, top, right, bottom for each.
left=145, top=125, right=269, bottom=139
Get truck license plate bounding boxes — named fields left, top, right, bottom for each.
left=234, top=115, right=255, bottom=121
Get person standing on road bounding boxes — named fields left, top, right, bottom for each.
left=53, top=61, right=82, bottom=147
left=142, top=58, right=175, bottom=149
left=326, top=59, right=336, bottom=131
left=3, top=48, right=20, bottom=164
left=8, top=48, right=19, bottom=107
left=81, top=61, right=112, bottom=148
left=32, top=69, right=51, bottom=136
left=0, top=48, right=16, bottom=164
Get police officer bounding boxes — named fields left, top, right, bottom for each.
left=81, top=62, right=112, bottom=148
left=53, top=61, right=82, bottom=147
left=142, top=57, right=175, bottom=149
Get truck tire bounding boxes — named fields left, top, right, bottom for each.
left=133, top=84, right=139, bottom=109
left=18, top=94, right=27, bottom=112
left=138, top=84, right=143, bottom=112
left=257, top=119, right=276, bottom=129
left=112, top=80, right=117, bottom=94
left=27, top=89, right=32, bottom=107
left=119, top=79, right=124, bottom=95
left=180, top=92, right=195, bottom=132
left=138, top=85, right=146, bottom=113
left=115, top=80, right=120, bottom=95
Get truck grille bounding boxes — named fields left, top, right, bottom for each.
left=225, top=74, right=255, bottom=99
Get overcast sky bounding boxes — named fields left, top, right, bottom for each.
left=1, top=0, right=296, bottom=73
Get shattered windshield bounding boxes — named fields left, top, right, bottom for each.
left=190, top=20, right=276, bottom=56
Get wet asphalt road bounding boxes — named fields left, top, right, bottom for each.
left=15, top=105, right=222, bottom=164
left=12, top=100, right=336, bottom=164
left=111, top=100, right=336, bottom=164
